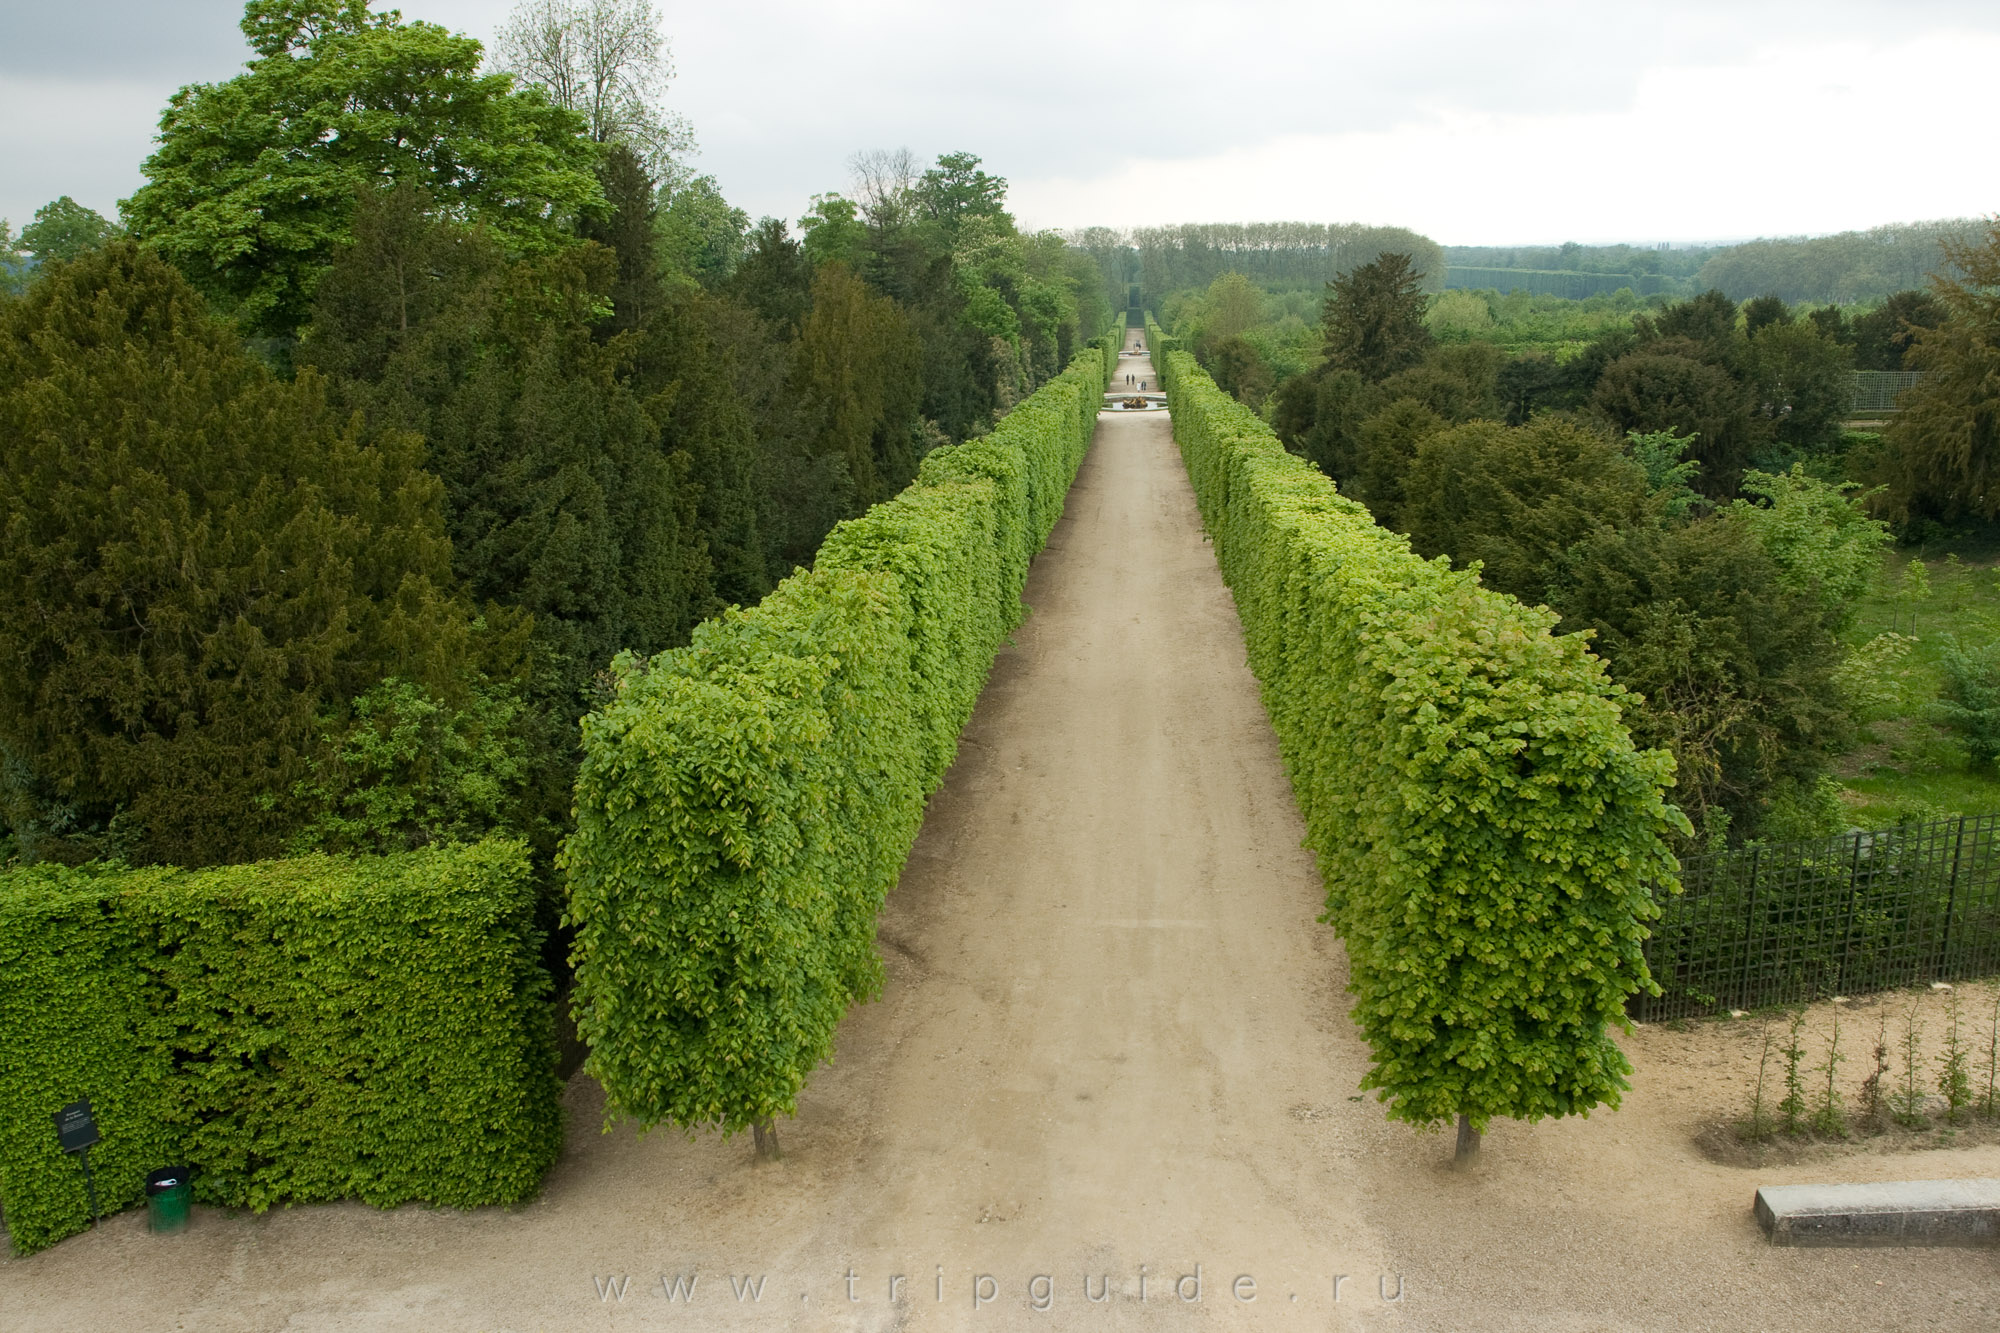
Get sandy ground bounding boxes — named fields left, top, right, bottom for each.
left=5, top=342, right=1998, bottom=1331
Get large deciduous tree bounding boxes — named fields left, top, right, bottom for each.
left=20, top=197, right=120, bottom=264
left=494, top=0, right=693, bottom=183
left=122, top=0, right=602, bottom=339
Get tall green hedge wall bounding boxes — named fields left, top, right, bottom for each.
left=1147, top=318, right=1687, bottom=1133
left=562, top=332, right=1119, bottom=1133
left=0, top=840, right=560, bottom=1254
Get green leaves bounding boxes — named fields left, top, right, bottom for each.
left=0, top=243, right=490, bottom=866
left=1152, top=320, right=1684, bottom=1134
left=561, top=333, right=1118, bottom=1135
left=0, top=840, right=558, bottom=1253
left=122, top=1, right=603, bottom=338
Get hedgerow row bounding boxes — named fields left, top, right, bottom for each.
left=1147, top=318, right=1687, bottom=1147
left=560, top=333, right=1120, bottom=1137
left=0, top=841, right=559, bottom=1253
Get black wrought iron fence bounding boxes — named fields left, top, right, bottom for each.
left=1634, top=815, right=2000, bottom=1021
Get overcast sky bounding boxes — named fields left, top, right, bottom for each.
left=3, top=0, right=1995, bottom=246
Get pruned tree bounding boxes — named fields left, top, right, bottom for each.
left=495, top=0, right=693, bottom=184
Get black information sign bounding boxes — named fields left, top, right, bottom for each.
left=52, top=1097, right=103, bottom=1226
left=54, top=1098, right=99, bottom=1154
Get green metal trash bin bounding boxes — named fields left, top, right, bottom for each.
left=144, top=1167, right=190, bottom=1233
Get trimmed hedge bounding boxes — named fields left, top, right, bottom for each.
left=1149, top=319, right=1687, bottom=1133
left=562, top=333, right=1118, bottom=1133
left=0, top=840, right=560, bottom=1254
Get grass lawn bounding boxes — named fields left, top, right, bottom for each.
left=1836, top=545, right=2000, bottom=825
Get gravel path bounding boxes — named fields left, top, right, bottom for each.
left=6, top=339, right=1997, bottom=1330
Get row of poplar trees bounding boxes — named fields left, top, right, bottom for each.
left=0, top=0, right=1108, bottom=876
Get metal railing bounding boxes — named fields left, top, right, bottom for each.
left=1850, top=370, right=1924, bottom=415
left=1634, top=815, right=2000, bottom=1021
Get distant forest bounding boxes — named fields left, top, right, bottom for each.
left=1447, top=219, right=1988, bottom=304
left=1058, top=218, right=1990, bottom=309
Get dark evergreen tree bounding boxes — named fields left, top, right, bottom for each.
left=727, top=218, right=812, bottom=336
left=1321, top=252, right=1433, bottom=382
left=1853, top=289, right=1944, bottom=371
left=300, top=187, right=711, bottom=839
left=0, top=243, right=486, bottom=865
left=1551, top=516, right=1848, bottom=839
left=630, top=287, right=769, bottom=607
left=1741, top=294, right=1792, bottom=336
left=1592, top=341, right=1764, bottom=496
left=1880, top=224, right=2000, bottom=524
left=582, top=143, right=667, bottom=335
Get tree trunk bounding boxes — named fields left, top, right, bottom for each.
left=752, top=1117, right=780, bottom=1162
left=1453, top=1113, right=1480, bottom=1168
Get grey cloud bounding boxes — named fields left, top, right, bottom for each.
left=2, top=1, right=250, bottom=80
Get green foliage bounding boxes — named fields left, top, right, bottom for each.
left=1850, top=290, right=1943, bottom=371
left=1148, top=320, right=1684, bottom=1137
left=1729, top=466, right=1892, bottom=630
left=916, top=152, right=1010, bottom=239
left=1131, top=222, right=1444, bottom=304
left=1834, top=632, right=1916, bottom=718
left=1778, top=1011, right=1809, bottom=1135
left=1879, top=222, right=2000, bottom=526
left=581, top=142, right=668, bottom=333
left=0, top=840, right=559, bottom=1254
left=1349, top=398, right=1445, bottom=529
left=291, top=676, right=531, bottom=855
left=799, top=193, right=868, bottom=269
left=19, top=196, right=120, bottom=264
left=1208, top=335, right=1274, bottom=411
left=1932, top=636, right=2000, bottom=769
left=121, top=0, right=603, bottom=338
left=1592, top=343, right=1759, bottom=496
left=1321, top=252, right=1434, bottom=382
left=1695, top=220, right=1986, bottom=305
left=561, top=333, right=1117, bottom=1134
left=1938, top=994, right=1972, bottom=1123
left=1399, top=416, right=1653, bottom=605
left=656, top=174, right=748, bottom=287
left=0, top=220, right=26, bottom=296
left=1427, top=289, right=1494, bottom=339
left=1626, top=429, right=1704, bottom=517
left=1273, top=367, right=1379, bottom=484
left=1552, top=517, right=1849, bottom=839
left=1757, top=774, right=1848, bottom=844
left=0, top=243, right=486, bottom=867
left=795, top=262, right=925, bottom=511
left=1747, top=317, right=1854, bottom=461
left=1813, top=1012, right=1848, bottom=1137
left=300, top=185, right=720, bottom=847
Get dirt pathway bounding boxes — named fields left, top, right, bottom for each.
left=7, top=340, right=1998, bottom=1331
left=2, top=344, right=1397, bottom=1331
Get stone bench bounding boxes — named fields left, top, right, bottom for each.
left=1755, top=1180, right=2000, bottom=1248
